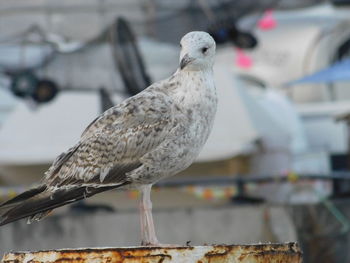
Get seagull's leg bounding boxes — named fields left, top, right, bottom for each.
left=139, top=184, right=159, bottom=246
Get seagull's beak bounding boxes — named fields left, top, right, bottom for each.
left=180, top=54, right=194, bottom=70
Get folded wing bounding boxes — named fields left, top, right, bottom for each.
left=0, top=85, right=175, bottom=226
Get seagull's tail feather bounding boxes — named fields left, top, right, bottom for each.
left=0, top=182, right=130, bottom=226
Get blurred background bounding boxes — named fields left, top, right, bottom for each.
left=1, top=0, right=350, bottom=262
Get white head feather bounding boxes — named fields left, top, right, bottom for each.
left=179, top=31, right=216, bottom=71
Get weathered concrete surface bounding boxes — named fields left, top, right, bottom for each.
left=2, top=243, right=302, bottom=263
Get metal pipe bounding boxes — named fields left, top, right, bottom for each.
left=156, top=172, right=350, bottom=187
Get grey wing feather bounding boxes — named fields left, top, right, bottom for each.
left=0, top=76, right=178, bottom=226
left=44, top=84, right=175, bottom=189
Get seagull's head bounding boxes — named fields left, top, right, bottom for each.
left=179, top=31, right=216, bottom=71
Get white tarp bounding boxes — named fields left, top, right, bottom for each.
left=0, top=92, right=125, bottom=165
left=255, top=89, right=308, bottom=154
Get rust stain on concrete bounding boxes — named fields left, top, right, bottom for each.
left=2, top=242, right=302, bottom=263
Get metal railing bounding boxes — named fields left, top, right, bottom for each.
left=1, top=172, right=349, bottom=200
left=156, top=172, right=350, bottom=187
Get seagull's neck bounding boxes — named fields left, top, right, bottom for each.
left=171, top=68, right=216, bottom=107
left=180, top=67, right=213, bottom=75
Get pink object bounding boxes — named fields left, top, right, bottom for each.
left=258, top=9, right=276, bottom=30
left=235, top=48, right=253, bottom=69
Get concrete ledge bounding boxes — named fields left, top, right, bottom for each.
left=2, top=242, right=302, bottom=263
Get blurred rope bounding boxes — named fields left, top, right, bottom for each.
left=316, top=190, right=350, bottom=234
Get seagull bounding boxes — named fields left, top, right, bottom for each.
left=0, top=31, right=217, bottom=246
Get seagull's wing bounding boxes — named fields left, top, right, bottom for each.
left=46, top=86, right=175, bottom=187
left=0, top=83, right=176, bottom=226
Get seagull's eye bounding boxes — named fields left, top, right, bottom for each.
left=201, top=47, right=209, bottom=54
left=180, top=43, right=182, bottom=48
